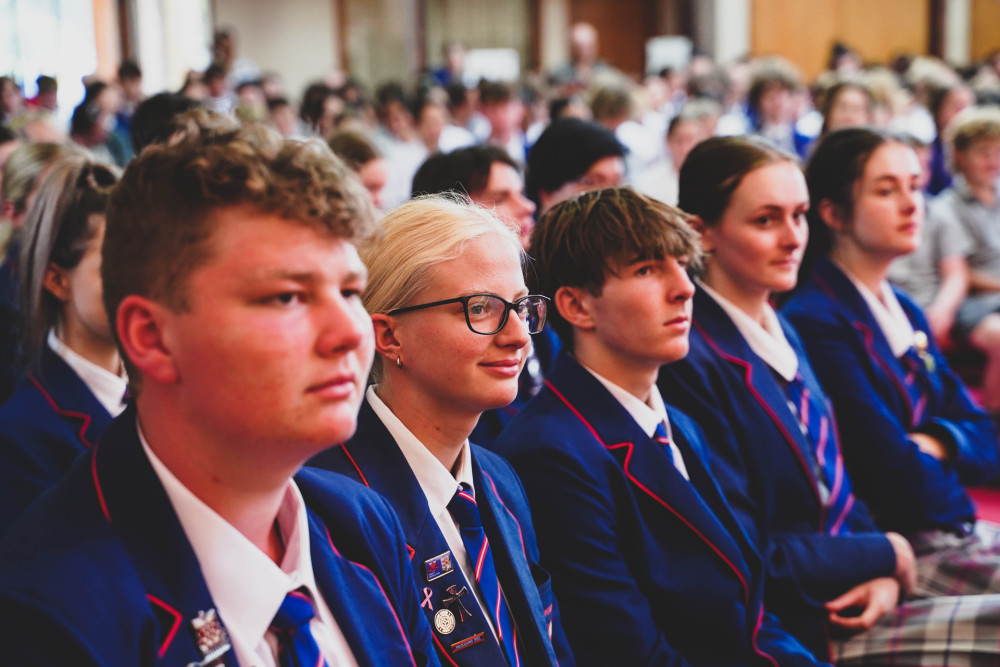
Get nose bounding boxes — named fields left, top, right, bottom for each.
left=781, top=215, right=807, bottom=249
left=516, top=192, right=536, bottom=218
left=666, top=260, right=696, bottom=303
left=495, top=304, right=531, bottom=349
left=317, top=293, right=370, bottom=356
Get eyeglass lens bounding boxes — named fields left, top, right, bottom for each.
left=467, top=295, right=546, bottom=335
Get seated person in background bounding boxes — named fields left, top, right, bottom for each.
left=633, top=105, right=711, bottom=206
left=0, top=142, right=77, bottom=400
left=493, top=187, right=825, bottom=666
left=412, top=145, right=536, bottom=248
left=658, top=135, right=1000, bottom=665
left=785, top=128, right=1000, bottom=599
left=310, top=196, right=573, bottom=667
left=0, top=118, right=439, bottom=666
left=525, top=117, right=627, bottom=215
left=411, top=146, right=552, bottom=444
left=0, top=157, right=125, bottom=537
left=888, top=136, right=970, bottom=348
left=925, top=106, right=1000, bottom=412
left=328, top=129, right=388, bottom=212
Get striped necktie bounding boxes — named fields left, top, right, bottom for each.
left=899, top=348, right=929, bottom=426
left=448, top=483, right=519, bottom=666
left=783, top=372, right=833, bottom=504
left=270, top=587, right=329, bottom=667
left=654, top=421, right=675, bottom=466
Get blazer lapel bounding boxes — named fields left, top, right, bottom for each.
left=32, top=346, right=114, bottom=448
left=813, top=257, right=921, bottom=425
left=91, top=410, right=238, bottom=667
left=473, top=460, right=557, bottom=665
left=546, top=353, right=753, bottom=593
left=338, top=400, right=508, bottom=666
left=691, top=290, right=823, bottom=501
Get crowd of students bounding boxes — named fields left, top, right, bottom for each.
left=1, top=26, right=1000, bottom=667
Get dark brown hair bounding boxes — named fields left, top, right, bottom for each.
left=678, top=135, right=797, bottom=226
left=529, top=187, right=701, bottom=346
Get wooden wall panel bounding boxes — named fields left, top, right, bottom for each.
left=971, top=0, right=1000, bottom=60
left=752, top=0, right=929, bottom=82
left=571, top=0, right=652, bottom=77
left=425, top=0, right=531, bottom=74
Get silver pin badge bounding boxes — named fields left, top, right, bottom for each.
left=434, top=609, right=457, bottom=635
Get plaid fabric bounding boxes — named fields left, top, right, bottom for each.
left=911, top=522, right=1000, bottom=598
left=834, top=594, right=1000, bottom=666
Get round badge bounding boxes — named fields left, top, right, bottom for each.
left=434, top=609, right=456, bottom=635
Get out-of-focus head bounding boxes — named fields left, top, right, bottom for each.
left=525, top=117, right=627, bottom=213
left=18, top=157, right=119, bottom=366
left=946, top=105, right=1000, bottom=188
left=2, top=142, right=78, bottom=226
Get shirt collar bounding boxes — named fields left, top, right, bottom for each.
left=579, top=360, right=668, bottom=438
left=47, top=329, right=127, bottom=416
left=366, top=385, right=474, bottom=514
left=836, top=261, right=914, bottom=357
left=138, top=422, right=321, bottom=665
left=697, top=280, right=798, bottom=381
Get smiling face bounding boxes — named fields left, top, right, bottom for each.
left=701, top=161, right=809, bottom=309
left=840, top=141, right=923, bottom=262
left=387, top=232, right=530, bottom=419
left=156, top=208, right=374, bottom=460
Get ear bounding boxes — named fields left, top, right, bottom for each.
left=116, top=295, right=179, bottom=385
left=371, top=313, right=403, bottom=367
left=687, top=215, right=714, bottom=253
left=816, top=199, right=846, bottom=233
left=42, top=263, right=71, bottom=303
left=554, top=286, right=597, bottom=333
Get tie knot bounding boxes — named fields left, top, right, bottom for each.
left=271, top=588, right=316, bottom=633
left=654, top=421, right=669, bottom=442
left=448, top=484, right=482, bottom=529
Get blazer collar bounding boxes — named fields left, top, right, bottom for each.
left=91, top=408, right=239, bottom=667
left=546, top=352, right=753, bottom=589
left=31, top=346, right=113, bottom=448
left=691, top=290, right=823, bottom=495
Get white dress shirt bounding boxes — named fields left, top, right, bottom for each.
left=696, top=280, right=799, bottom=382
left=836, top=262, right=916, bottom=357
left=47, top=329, right=127, bottom=416
left=580, top=362, right=690, bottom=480
left=138, top=424, right=358, bottom=667
left=366, top=385, right=501, bottom=639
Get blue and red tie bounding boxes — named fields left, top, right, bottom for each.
left=784, top=372, right=859, bottom=534
left=448, top=483, right=520, bottom=666
left=270, top=587, right=329, bottom=667
left=654, top=421, right=675, bottom=466
left=900, top=348, right=929, bottom=426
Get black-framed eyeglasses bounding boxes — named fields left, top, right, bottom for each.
left=387, top=293, right=549, bottom=335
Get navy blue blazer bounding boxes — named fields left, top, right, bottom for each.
left=783, top=257, right=999, bottom=536
left=491, top=351, right=826, bottom=667
left=310, top=397, right=573, bottom=667
left=659, top=288, right=896, bottom=658
left=0, top=346, right=114, bottom=537
left=0, top=407, right=440, bottom=667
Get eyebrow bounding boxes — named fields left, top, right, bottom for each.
left=259, top=267, right=368, bottom=283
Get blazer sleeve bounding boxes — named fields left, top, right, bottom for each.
left=756, top=609, right=835, bottom=667
left=662, top=359, right=896, bottom=605
left=787, top=309, right=975, bottom=532
left=911, top=306, right=1000, bottom=485
left=507, top=440, right=694, bottom=667
left=0, top=593, right=105, bottom=666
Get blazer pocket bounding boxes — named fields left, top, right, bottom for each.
left=531, top=562, right=555, bottom=621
